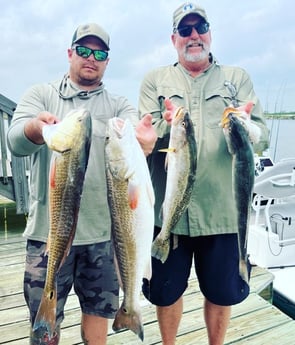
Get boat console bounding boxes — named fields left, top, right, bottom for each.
left=248, top=158, right=295, bottom=268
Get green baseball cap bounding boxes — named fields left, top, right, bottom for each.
left=72, top=23, right=110, bottom=50
left=173, top=2, right=208, bottom=29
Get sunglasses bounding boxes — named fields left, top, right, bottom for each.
left=74, top=45, right=108, bottom=61
left=177, top=21, right=210, bottom=37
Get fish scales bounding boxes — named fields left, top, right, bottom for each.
left=152, top=107, right=197, bottom=263
left=105, top=117, right=154, bottom=342
left=221, top=106, right=255, bottom=284
left=32, top=109, right=91, bottom=342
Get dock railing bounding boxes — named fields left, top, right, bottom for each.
left=0, top=94, right=29, bottom=214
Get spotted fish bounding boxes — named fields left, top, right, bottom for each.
left=221, top=102, right=261, bottom=283
left=152, top=107, right=197, bottom=263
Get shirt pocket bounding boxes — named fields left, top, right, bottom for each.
left=156, top=86, right=186, bottom=113
left=204, top=87, right=234, bottom=129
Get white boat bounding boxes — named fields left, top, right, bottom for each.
left=248, top=158, right=295, bottom=319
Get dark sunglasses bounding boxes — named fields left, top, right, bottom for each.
left=74, top=45, right=108, bottom=61
left=177, top=21, right=210, bottom=37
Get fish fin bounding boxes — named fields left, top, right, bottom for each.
left=151, top=235, right=170, bottom=263
left=112, top=304, right=144, bottom=341
left=128, top=182, right=140, bottom=210
left=49, top=157, right=57, bottom=189
left=158, top=148, right=175, bottom=153
left=239, top=259, right=249, bottom=284
left=45, top=239, right=50, bottom=256
left=33, top=285, right=57, bottom=341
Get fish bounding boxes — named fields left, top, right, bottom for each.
left=152, top=107, right=197, bottom=263
left=221, top=102, right=261, bottom=283
left=32, top=109, right=92, bottom=341
left=105, top=117, right=154, bottom=342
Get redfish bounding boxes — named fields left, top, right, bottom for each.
left=105, top=117, right=154, bottom=341
left=32, top=109, right=91, bottom=341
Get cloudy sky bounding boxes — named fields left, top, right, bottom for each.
left=2, top=0, right=295, bottom=112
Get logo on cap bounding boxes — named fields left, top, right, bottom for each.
left=183, top=3, right=195, bottom=12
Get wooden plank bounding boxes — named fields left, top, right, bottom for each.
left=233, top=322, right=295, bottom=345
left=1, top=237, right=295, bottom=345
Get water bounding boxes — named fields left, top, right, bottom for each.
left=266, top=118, right=295, bottom=162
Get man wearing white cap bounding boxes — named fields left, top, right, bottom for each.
left=139, top=3, right=269, bottom=345
left=8, top=22, right=156, bottom=345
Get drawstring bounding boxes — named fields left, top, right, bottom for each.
left=57, top=74, right=103, bottom=100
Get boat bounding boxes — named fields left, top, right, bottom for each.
left=248, top=158, right=295, bottom=319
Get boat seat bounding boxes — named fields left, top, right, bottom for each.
left=254, top=158, right=295, bottom=199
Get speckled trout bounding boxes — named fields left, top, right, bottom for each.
left=221, top=102, right=261, bottom=283
left=105, top=117, right=154, bottom=341
left=32, top=109, right=91, bottom=341
left=152, top=107, right=197, bottom=263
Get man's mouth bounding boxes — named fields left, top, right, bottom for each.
left=187, top=42, right=203, bottom=48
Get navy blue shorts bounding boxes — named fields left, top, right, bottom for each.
left=142, top=228, right=251, bottom=306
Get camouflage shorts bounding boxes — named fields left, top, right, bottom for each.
left=24, top=240, right=119, bottom=328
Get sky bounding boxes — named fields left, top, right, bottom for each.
left=2, top=0, right=295, bottom=113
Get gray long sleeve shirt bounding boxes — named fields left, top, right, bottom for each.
left=7, top=74, right=139, bottom=245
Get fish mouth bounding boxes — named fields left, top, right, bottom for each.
left=172, top=107, right=185, bottom=125
left=220, top=107, right=244, bottom=129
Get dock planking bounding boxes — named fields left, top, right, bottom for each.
left=1, top=234, right=295, bottom=344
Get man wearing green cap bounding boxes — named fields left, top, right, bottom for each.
left=8, top=22, right=156, bottom=345
left=139, top=3, right=269, bottom=345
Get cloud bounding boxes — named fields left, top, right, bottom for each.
left=1, top=0, right=295, bottom=112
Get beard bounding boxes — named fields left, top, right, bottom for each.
left=182, top=41, right=210, bottom=62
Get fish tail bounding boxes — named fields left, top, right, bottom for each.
left=239, top=259, right=249, bottom=284
left=112, top=305, right=144, bottom=341
left=151, top=236, right=170, bottom=263
left=32, top=287, right=57, bottom=341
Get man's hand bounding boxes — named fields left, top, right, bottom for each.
left=136, top=114, right=157, bottom=156
left=163, top=98, right=178, bottom=125
left=24, top=111, right=59, bottom=144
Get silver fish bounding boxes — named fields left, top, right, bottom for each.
left=152, top=107, right=197, bottom=263
left=105, top=117, right=154, bottom=341
left=221, top=104, right=257, bottom=283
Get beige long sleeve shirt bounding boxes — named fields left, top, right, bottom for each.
left=139, top=59, right=269, bottom=236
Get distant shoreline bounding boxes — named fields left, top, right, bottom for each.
left=264, top=113, right=295, bottom=120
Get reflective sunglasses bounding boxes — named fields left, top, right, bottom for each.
left=176, top=21, right=210, bottom=37
left=74, top=45, right=108, bottom=61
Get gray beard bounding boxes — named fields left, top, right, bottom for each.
left=184, top=50, right=208, bottom=62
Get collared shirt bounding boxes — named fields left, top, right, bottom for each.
left=7, top=74, right=139, bottom=245
left=138, top=59, right=269, bottom=236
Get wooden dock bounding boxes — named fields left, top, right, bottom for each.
left=1, top=229, right=295, bottom=345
